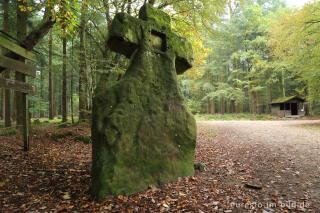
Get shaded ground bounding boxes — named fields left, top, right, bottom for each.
left=1, top=120, right=320, bottom=212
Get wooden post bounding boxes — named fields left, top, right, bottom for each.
left=0, top=33, right=36, bottom=151
left=23, top=93, right=29, bottom=151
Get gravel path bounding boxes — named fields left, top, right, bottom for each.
left=198, top=120, right=320, bottom=212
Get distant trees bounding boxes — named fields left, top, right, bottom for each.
left=181, top=0, right=320, bottom=115
left=269, top=2, right=320, bottom=113
left=0, top=0, right=77, bottom=124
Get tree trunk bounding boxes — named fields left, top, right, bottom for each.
left=3, top=0, right=11, bottom=127
left=40, top=60, right=44, bottom=118
left=1, top=90, right=3, bottom=121
left=210, top=99, right=215, bottom=115
left=266, top=85, right=271, bottom=113
left=79, top=4, right=88, bottom=120
left=220, top=97, right=225, bottom=114
left=71, top=38, right=74, bottom=124
left=256, top=91, right=260, bottom=114
left=55, top=72, right=60, bottom=117
left=49, top=30, right=54, bottom=120
left=62, top=37, right=67, bottom=122
left=16, top=1, right=29, bottom=151
left=16, top=1, right=27, bottom=126
left=282, top=69, right=286, bottom=98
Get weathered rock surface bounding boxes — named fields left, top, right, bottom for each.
left=91, top=3, right=196, bottom=200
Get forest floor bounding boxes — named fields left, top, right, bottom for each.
left=1, top=120, right=320, bottom=212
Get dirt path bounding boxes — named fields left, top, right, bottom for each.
left=197, top=120, right=320, bottom=212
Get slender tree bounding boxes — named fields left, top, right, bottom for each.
left=79, top=1, right=88, bottom=120
left=62, top=37, right=67, bottom=122
left=70, top=38, right=74, bottom=124
left=49, top=30, right=54, bottom=119
left=3, top=0, right=11, bottom=127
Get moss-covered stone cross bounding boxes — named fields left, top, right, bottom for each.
left=107, top=3, right=194, bottom=74
left=91, top=3, right=196, bottom=200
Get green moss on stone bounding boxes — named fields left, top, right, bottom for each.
left=139, top=3, right=171, bottom=30
left=107, top=4, right=193, bottom=75
left=91, top=3, right=196, bottom=201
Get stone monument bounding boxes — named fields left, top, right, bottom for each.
left=91, top=3, right=196, bottom=200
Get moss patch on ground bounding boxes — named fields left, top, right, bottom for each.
left=195, top=113, right=274, bottom=121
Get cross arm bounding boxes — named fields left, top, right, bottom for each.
left=169, top=34, right=194, bottom=75
left=107, top=13, right=143, bottom=58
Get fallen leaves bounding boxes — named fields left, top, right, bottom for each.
left=0, top=121, right=319, bottom=212
left=62, top=192, right=71, bottom=200
left=0, top=178, right=9, bottom=187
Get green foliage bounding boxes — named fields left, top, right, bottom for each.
left=178, top=0, right=320, bottom=115
left=187, top=99, right=202, bottom=114
left=0, top=128, right=17, bottom=136
left=269, top=2, right=320, bottom=103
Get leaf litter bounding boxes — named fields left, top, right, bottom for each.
left=0, top=120, right=319, bottom=212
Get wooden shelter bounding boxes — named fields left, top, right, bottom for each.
left=271, top=96, right=305, bottom=117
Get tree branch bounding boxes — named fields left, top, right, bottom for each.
left=0, top=6, right=56, bottom=73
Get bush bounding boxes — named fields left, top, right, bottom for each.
left=187, top=99, right=201, bottom=114
left=0, top=128, right=17, bottom=136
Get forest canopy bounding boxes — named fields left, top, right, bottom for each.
left=0, top=0, right=320, bottom=123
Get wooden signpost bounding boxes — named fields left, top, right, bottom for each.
left=0, top=33, right=36, bottom=151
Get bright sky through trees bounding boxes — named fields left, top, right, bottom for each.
left=286, top=0, right=312, bottom=7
